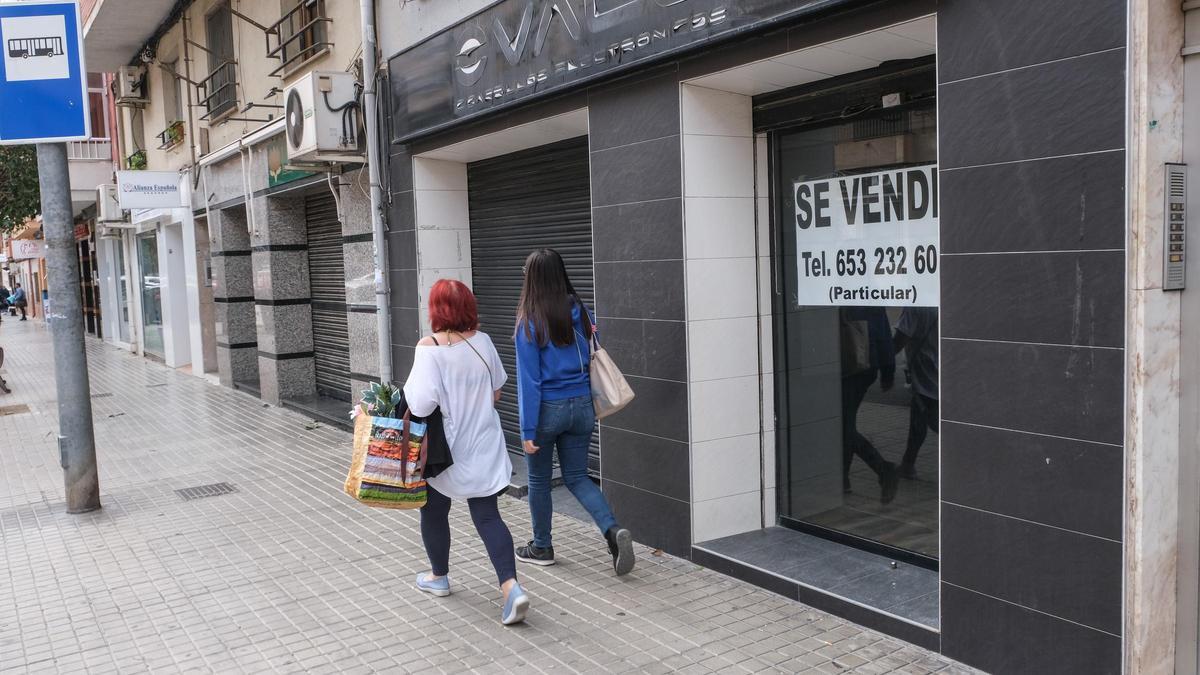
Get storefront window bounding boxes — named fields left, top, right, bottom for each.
left=137, top=233, right=165, bottom=358
left=114, top=239, right=132, bottom=344
left=773, top=98, right=939, bottom=562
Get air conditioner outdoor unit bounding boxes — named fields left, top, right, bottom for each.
left=115, top=66, right=148, bottom=107
left=97, top=184, right=124, bottom=223
left=284, top=71, right=362, bottom=164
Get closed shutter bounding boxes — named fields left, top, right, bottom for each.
left=306, top=191, right=351, bottom=401
left=467, top=137, right=600, bottom=476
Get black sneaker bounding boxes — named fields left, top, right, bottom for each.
left=605, top=527, right=635, bottom=576
left=516, top=541, right=555, bottom=566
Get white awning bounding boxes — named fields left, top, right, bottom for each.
left=83, top=0, right=179, bottom=72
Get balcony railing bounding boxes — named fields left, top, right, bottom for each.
left=157, top=121, right=185, bottom=150
left=198, top=61, right=238, bottom=121
left=67, top=139, right=112, bottom=161
left=267, top=0, right=332, bottom=77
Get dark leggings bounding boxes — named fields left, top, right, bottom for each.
left=419, top=484, right=517, bottom=586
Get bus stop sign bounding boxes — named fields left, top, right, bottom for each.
left=0, top=0, right=88, bottom=145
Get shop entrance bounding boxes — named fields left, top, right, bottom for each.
left=466, top=137, right=599, bottom=475
left=137, top=231, right=165, bottom=360
left=768, top=61, right=940, bottom=564
left=305, top=190, right=351, bottom=402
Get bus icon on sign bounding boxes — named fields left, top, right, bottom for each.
left=7, top=36, right=64, bottom=59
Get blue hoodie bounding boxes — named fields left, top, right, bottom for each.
left=515, top=301, right=593, bottom=441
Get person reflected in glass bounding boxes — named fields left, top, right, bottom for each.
left=893, top=306, right=939, bottom=481
left=840, top=306, right=899, bottom=504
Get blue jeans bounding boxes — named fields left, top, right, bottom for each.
left=526, top=395, right=618, bottom=548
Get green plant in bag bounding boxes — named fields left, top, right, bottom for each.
left=359, top=382, right=403, bottom=419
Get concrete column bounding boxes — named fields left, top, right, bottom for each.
left=251, top=194, right=315, bottom=405
left=340, top=168, right=380, bottom=396
left=1126, top=1, right=1186, bottom=672
left=211, top=205, right=258, bottom=388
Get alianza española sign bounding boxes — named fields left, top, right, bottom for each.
left=387, top=0, right=862, bottom=143
left=794, top=165, right=939, bottom=308
left=115, top=171, right=185, bottom=209
left=0, top=0, right=89, bottom=144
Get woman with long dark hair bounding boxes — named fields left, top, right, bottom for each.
left=514, top=249, right=634, bottom=576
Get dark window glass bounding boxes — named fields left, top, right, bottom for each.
left=773, top=101, right=940, bottom=562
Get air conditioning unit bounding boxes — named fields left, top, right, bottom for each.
left=115, top=66, right=148, bottom=107
left=97, top=184, right=124, bottom=223
left=284, top=71, right=362, bottom=164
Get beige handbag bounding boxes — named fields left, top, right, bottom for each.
left=580, top=313, right=635, bottom=419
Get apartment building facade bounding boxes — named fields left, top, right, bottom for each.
left=83, top=0, right=384, bottom=413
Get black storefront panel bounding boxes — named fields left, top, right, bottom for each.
left=388, top=0, right=876, bottom=143
left=936, top=0, right=1126, bottom=672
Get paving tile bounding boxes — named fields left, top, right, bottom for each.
left=0, top=320, right=973, bottom=674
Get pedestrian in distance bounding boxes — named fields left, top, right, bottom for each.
left=402, top=278, right=530, bottom=626
left=0, top=282, right=9, bottom=323
left=9, top=283, right=27, bottom=321
left=514, top=248, right=635, bottom=576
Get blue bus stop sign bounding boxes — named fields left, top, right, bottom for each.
left=0, top=0, right=88, bottom=145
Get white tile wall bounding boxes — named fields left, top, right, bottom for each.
left=412, top=157, right=469, bottom=191
left=686, top=258, right=758, bottom=321
left=416, top=229, right=471, bottom=270
left=682, top=82, right=764, bottom=543
left=693, top=434, right=762, bottom=501
left=688, top=316, right=759, bottom=382
left=681, top=85, right=753, bottom=137
left=690, top=375, right=761, bottom=443
left=682, top=135, right=756, bottom=198
left=684, top=197, right=757, bottom=259
left=414, top=189, right=470, bottom=231
left=693, top=491, right=762, bottom=542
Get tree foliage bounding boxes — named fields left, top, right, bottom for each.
left=0, top=145, right=41, bottom=234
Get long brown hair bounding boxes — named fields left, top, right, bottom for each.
left=516, top=248, right=592, bottom=347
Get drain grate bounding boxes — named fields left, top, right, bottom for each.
left=0, top=404, right=30, bottom=416
left=175, top=482, right=237, bottom=501
left=91, top=393, right=112, bottom=399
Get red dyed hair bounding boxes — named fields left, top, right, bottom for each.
left=428, top=279, right=479, bottom=333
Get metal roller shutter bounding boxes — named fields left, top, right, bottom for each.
left=305, top=191, right=352, bottom=401
left=467, top=137, right=600, bottom=476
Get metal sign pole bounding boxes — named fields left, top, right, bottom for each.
left=36, top=142, right=100, bottom=513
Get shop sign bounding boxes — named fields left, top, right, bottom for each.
left=10, top=239, right=45, bottom=260
left=74, top=222, right=89, bottom=241
left=794, top=165, right=938, bottom=307
left=266, top=133, right=313, bottom=188
left=116, top=170, right=184, bottom=209
left=388, top=0, right=849, bottom=142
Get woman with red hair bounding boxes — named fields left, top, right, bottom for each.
left=403, top=278, right=529, bottom=625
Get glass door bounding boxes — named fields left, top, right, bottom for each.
left=137, top=233, right=165, bottom=358
left=114, top=239, right=132, bottom=343
left=773, top=97, right=940, bottom=565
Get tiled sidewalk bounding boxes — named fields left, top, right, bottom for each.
left=0, top=319, right=975, bottom=674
